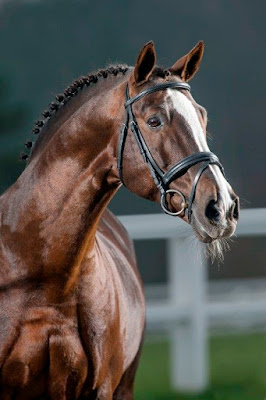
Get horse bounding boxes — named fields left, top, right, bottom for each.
left=0, top=41, right=239, bottom=399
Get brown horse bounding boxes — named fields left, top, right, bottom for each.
left=0, top=41, right=239, bottom=399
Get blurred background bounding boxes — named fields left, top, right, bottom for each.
left=0, top=1, right=266, bottom=399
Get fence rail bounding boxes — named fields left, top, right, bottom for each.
left=119, top=208, right=266, bottom=239
left=119, top=208, right=266, bottom=392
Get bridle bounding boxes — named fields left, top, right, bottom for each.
left=117, top=81, right=225, bottom=221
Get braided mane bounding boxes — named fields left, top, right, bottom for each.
left=21, top=65, right=129, bottom=160
left=21, top=65, right=169, bottom=160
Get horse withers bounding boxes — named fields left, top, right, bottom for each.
left=0, top=41, right=239, bottom=399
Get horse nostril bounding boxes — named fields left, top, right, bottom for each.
left=230, top=197, right=239, bottom=221
left=205, top=199, right=221, bottom=224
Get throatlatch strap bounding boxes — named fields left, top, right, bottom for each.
left=117, top=113, right=129, bottom=183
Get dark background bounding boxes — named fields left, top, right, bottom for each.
left=0, top=0, right=265, bottom=283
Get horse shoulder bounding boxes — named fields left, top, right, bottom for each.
left=76, top=209, right=145, bottom=391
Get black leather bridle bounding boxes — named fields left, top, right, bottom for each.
left=117, top=81, right=225, bottom=221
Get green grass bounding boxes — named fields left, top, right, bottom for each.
left=135, top=333, right=266, bottom=400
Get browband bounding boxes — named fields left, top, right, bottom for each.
left=124, top=81, right=191, bottom=108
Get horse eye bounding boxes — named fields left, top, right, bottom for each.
left=147, top=116, right=162, bottom=128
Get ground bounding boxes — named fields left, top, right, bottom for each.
left=135, top=333, right=266, bottom=400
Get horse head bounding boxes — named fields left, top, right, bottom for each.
left=117, top=41, right=239, bottom=251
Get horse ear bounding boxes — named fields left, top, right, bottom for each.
left=169, top=41, right=204, bottom=82
left=133, top=41, right=156, bottom=86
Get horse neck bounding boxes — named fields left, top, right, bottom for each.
left=0, top=79, right=126, bottom=290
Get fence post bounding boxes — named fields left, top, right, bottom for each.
left=167, top=237, right=208, bottom=392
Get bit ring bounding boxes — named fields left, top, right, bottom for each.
left=160, top=189, right=187, bottom=216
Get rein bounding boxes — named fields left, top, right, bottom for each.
left=117, top=81, right=225, bottom=221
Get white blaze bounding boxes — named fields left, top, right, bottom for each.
left=166, top=89, right=232, bottom=210
left=166, top=89, right=208, bottom=151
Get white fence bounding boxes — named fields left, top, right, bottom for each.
left=119, top=208, right=266, bottom=392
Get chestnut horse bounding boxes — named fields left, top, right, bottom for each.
left=0, top=41, right=239, bottom=399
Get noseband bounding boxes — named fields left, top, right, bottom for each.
left=117, top=81, right=225, bottom=221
